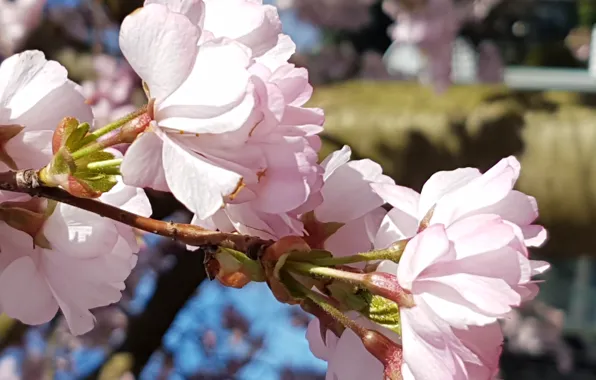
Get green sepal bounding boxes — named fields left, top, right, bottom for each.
left=361, top=293, right=402, bottom=335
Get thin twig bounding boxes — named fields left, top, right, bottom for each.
left=0, top=170, right=273, bottom=254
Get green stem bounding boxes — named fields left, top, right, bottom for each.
left=70, top=142, right=106, bottom=161
left=307, top=242, right=407, bottom=266
left=78, top=105, right=148, bottom=147
left=285, top=261, right=364, bottom=285
left=86, top=158, right=123, bottom=171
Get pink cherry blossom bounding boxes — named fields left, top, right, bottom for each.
left=372, top=156, right=548, bottom=250
left=310, top=145, right=393, bottom=256
left=191, top=145, right=390, bottom=244
left=376, top=219, right=544, bottom=379
left=0, top=0, right=46, bottom=57
left=0, top=50, right=152, bottom=335
left=307, top=220, right=531, bottom=380
left=0, top=182, right=151, bottom=335
left=119, top=0, right=323, bottom=223
left=0, top=50, right=93, bottom=202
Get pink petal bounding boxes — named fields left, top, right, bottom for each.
left=325, top=215, right=375, bottom=266
left=306, top=318, right=339, bottom=361
left=0, top=256, right=59, bottom=326
left=156, top=39, right=255, bottom=134
left=372, top=183, right=420, bottom=218
left=432, top=157, right=520, bottom=225
left=320, top=145, right=351, bottom=178
left=400, top=306, right=467, bottom=380
left=327, top=328, right=384, bottom=380
left=427, top=273, right=521, bottom=317
left=522, top=225, right=548, bottom=247
left=204, top=0, right=281, bottom=57
left=445, top=214, right=516, bottom=258
left=121, top=129, right=170, bottom=192
left=373, top=208, right=418, bottom=249
left=144, top=0, right=205, bottom=26
left=418, top=167, right=480, bottom=219
left=397, top=224, right=453, bottom=290
left=44, top=203, right=120, bottom=259
left=161, top=133, right=242, bottom=219
left=119, top=3, right=200, bottom=101
left=316, top=158, right=392, bottom=223
left=255, top=34, right=297, bottom=71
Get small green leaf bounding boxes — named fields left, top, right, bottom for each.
left=65, top=122, right=91, bottom=151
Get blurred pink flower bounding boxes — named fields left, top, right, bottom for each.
left=383, top=0, right=503, bottom=91
left=0, top=0, right=46, bottom=57
left=81, top=54, right=138, bottom=129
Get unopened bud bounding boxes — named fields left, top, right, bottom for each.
left=116, top=112, right=152, bottom=144
left=262, top=236, right=311, bottom=305
left=361, top=330, right=404, bottom=380
left=204, top=246, right=264, bottom=289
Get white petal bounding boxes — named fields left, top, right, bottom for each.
left=0, top=50, right=92, bottom=127
left=4, top=130, right=52, bottom=169
left=119, top=4, right=201, bottom=101
left=373, top=207, right=418, bottom=249
left=157, top=39, right=254, bottom=133
left=418, top=167, right=480, bottom=219
left=121, top=129, right=170, bottom=192
left=0, top=256, right=59, bottom=326
left=44, top=203, right=119, bottom=259
left=162, top=133, right=242, bottom=219
left=397, top=224, right=453, bottom=290
left=145, top=0, right=205, bottom=26
left=320, top=145, right=351, bottom=179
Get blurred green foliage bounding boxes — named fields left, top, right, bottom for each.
left=312, top=81, right=596, bottom=257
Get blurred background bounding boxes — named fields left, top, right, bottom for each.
left=2, top=0, right=596, bottom=378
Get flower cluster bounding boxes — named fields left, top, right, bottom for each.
left=118, top=0, right=324, bottom=238
left=303, top=157, right=549, bottom=379
left=0, top=1, right=549, bottom=379
left=0, top=51, right=151, bottom=335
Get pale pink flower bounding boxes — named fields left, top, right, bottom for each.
left=0, top=50, right=152, bottom=335
left=0, top=50, right=93, bottom=201
left=0, top=182, right=151, bottom=335
left=0, top=0, right=46, bottom=57
left=191, top=145, right=390, bottom=244
left=120, top=0, right=323, bottom=223
left=307, top=220, right=529, bottom=380
left=372, top=156, right=547, bottom=250
left=310, top=145, right=393, bottom=255
left=203, top=0, right=282, bottom=58
left=376, top=219, right=542, bottom=379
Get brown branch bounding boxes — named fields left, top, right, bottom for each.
left=0, top=170, right=273, bottom=255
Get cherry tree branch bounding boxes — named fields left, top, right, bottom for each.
left=0, top=170, right=272, bottom=255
